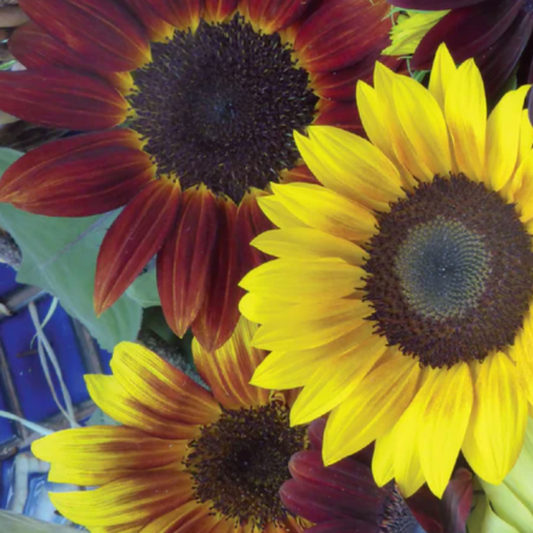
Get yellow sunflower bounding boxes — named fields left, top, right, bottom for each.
left=31, top=318, right=305, bottom=532
left=239, top=43, right=533, bottom=499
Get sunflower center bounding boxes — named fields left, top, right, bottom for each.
left=363, top=174, right=533, bottom=368
left=129, top=14, right=318, bottom=201
left=380, top=485, right=422, bottom=533
left=184, top=402, right=306, bottom=529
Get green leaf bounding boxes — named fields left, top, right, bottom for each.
left=0, top=511, right=73, bottom=533
left=0, top=148, right=142, bottom=351
left=126, top=267, right=160, bottom=308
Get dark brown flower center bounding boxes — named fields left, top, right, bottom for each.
left=184, top=401, right=306, bottom=529
left=128, top=14, right=318, bottom=201
left=363, top=174, right=533, bottom=368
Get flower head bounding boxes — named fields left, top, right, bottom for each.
left=240, top=44, right=533, bottom=498
left=32, top=318, right=306, bottom=532
left=0, top=0, right=395, bottom=351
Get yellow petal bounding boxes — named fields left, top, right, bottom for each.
left=389, top=368, right=440, bottom=497
left=140, top=500, right=216, bottom=533
left=323, top=351, right=420, bottom=465
left=428, top=42, right=457, bottom=110
left=519, top=109, right=533, bottom=164
left=85, top=375, right=200, bottom=440
left=294, top=126, right=404, bottom=211
left=239, top=292, right=294, bottom=324
left=372, top=426, right=396, bottom=487
left=445, top=59, right=486, bottom=182
left=270, top=181, right=377, bottom=243
left=486, top=85, right=531, bottom=192
left=257, top=194, right=309, bottom=229
left=513, top=149, right=533, bottom=222
left=291, top=325, right=388, bottom=426
left=393, top=73, right=452, bottom=177
left=251, top=325, right=378, bottom=390
left=512, top=311, right=533, bottom=406
left=49, top=466, right=191, bottom=529
left=374, top=62, right=432, bottom=183
left=418, top=363, right=474, bottom=497
left=111, top=342, right=220, bottom=425
left=251, top=299, right=369, bottom=351
left=462, top=352, right=528, bottom=485
left=251, top=228, right=367, bottom=265
left=240, top=258, right=364, bottom=303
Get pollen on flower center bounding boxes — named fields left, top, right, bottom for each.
left=184, top=401, right=307, bottom=529
left=128, top=14, right=318, bottom=201
left=363, top=174, right=533, bottom=368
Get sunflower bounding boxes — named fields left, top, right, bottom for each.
left=280, top=418, right=434, bottom=533
left=0, top=0, right=395, bottom=351
left=31, top=317, right=307, bottom=532
left=384, top=0, right=533, bottom=100
left=239, top=43, right=533, bottom=499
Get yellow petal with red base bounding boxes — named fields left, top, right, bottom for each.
left=462, top=352, right=528, bottom=485
left=204, top=0, right=238, bottom=23
left=192, top=196, right=241, bottom=352
left=0, top=68, right=128, bottom=131
left=10, top=22, right=134, bottom=94
left=119, top=0, right=175, bottom=41
left=111, top=341, right=221, bottom=424
left=86, top=374, right=201, bottom=440
left=32, top=425, right=187, bottom=476
left=157, top=185, right=218, bottom=338
left=0, top=129, right=154, bottom=216
left=146, top=0, right=202, bottom=30
left=94, top=179, right=180, bottom=315
left=18, top=0, right=151, bottom=72
left=49, top=466, right=193, bottom=529
left=140, top=500, right=217, bottom=533
left=294, top=0, right=390, bottom=73
left=193, top=317, right=270, bottom=409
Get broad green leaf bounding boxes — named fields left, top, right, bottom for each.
left=126, top=267, right=160, bottom=308
left=0, top=511, right=72, bottom=532
left=0, top=148, right=142, bottom=351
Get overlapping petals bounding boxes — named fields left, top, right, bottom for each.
left=241, top=44, right=533, bottom=498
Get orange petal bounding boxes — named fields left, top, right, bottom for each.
left=204, top=0, right=238, bottom=22
left=145, top=0, right=203, bottom=30
left=157, top=185, right=218, bottom=337
left=0, top=67, right=128, bottom=130
left=192, top=196, right=242, bottom=352
left=95, top=179, right=180, bottom=314
left=0, top=129, right=154, bottom=216
left=294, top=0, right=391, bottom=73
left=242, top=0, right=312, bottom=33
left=18, top=0, right=151, bottom=72
left=111, top=341, right=221, bottom=425
left=10, top=22, right=134, bottom=94
left=193, top=317, right=270, bottom=409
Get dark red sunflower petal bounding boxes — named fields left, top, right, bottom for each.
left=294, top=0, right=391, bottom=73
left=442, top=468, right=473, bottom=533
left=145, top=0, right=203, bottom=30
left=242, top=0, right=313, bottom=33
left=18, top=0, right=151, bottom=72
left=235, top=189, right=275, bottom=280
left=0, top=129, right=154, bottom=216
left=389, top=0, right=485, bottom=8
left=305, top=520, right=379, bottom=533
left=116, top=0, right=174, bottom=41
left=406, top=486, right=446, bottom=533
left=10, top=22, right=133, bottom=94
left=0, top=67, right=128, bottom=130
left=314, top=100, right=363, bottom=134
left=476, top=13, right=533, bottom=99
left=411, top=0, right=521, bottom=71
left=204, top=0, right=237, bottom=22
left=157, top=185, right=219, bottom=338
left=281, top=163, right=320, bottom=185
left=192, top=196, right=241, bottom=352
left=94, top=179, right=181, bottom=315
left=307, top=417, right=326, bottom=450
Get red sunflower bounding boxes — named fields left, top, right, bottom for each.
left=0, top=0, right=395, bottom=350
